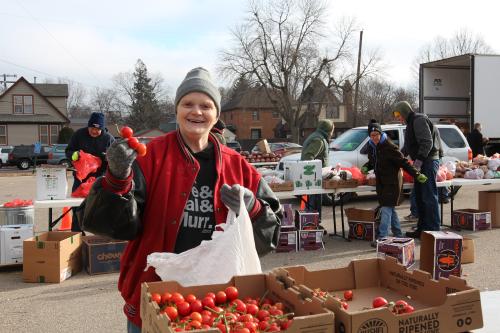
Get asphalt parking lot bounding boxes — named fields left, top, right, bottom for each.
left=0, top=173, right=499, bottom=332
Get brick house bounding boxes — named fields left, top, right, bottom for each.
left=0, top=77, right=69, bottom=145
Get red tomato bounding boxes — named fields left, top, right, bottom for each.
left=190, top=311, right=202, bottom=322
left=246, top=304, right=259, bottom=316
left=234, top=328, right=250, bottom=333
left=205, top=292, right=216, bottom=299
left=215, top=291, right=227, bottom=305
left=343, top=290, right=353, bottom=301
left=280, top=319, right=293, bottom=330
left=341, top=301, right=349, bottom=310
left=217, top=323, right=227, bottom=333
left=201, top=296, right=215, bottom=309
left=190, top=320, right=202, bottom=329
left=151, top=292, right=161, bottom=305
left=257, top=309, right=270, bottom=321
left=171, top=292, right=185, bottom=304
left=163, top=306, right=178, bottom=321
left=258, top=321, right=270, bottom=331
left=161, top=292, right=172, bottom=305
left=190, top=300, right=203, bottom=313
left=127, top=137, right=140, bottom=149
left=404, top=305, right=415, bottom=314
left=225, top=286, right=239, bottom=301
left=185, top=294, right=197, bottom=304
left=201, top=314, right=212, bottom=325
left=372, top=297, right=388, bottom=308
left=136, top=143, right=147, bottom=156
left=274, top=302, right=284, bottom=311
left=177, top=301, right=191, bottom=317
left=121, top=126, right=133, bottom=139
left=394, top=300, right=409, bottom=314
left=231, top=299, right=247, bottom=313
left=245, top=321, right=258, bottom=332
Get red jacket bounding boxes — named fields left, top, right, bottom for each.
left=81, top=131, right=281, bottom=327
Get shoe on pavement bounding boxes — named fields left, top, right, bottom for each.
left=404, top=214, right=418, bottom=221
left=370, top=241, right=377, bottom=248
left=405, top=230, right=421, bottom=239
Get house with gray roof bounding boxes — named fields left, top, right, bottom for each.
left=0, top=77, right=69, bottom=145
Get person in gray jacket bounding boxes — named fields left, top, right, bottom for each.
left=393, top=101, right=442, bottom=238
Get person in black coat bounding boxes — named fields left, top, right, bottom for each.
left=467, top=123, right=489, bottom=157
left=362, top=120, right=427, bottom=241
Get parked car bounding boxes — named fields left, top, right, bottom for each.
left=251, top=142, right=302, bottom=156
left=226, top=141, right=242, bottom=152
left=8, top=144, right=52, bottom=170
left=0, top=146, right=14, bottom=168
left=47, top=144, right=71, bottom=167
left=276, top=124, right=471, bottom=170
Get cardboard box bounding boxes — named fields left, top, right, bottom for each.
left=256, top=139, right=271, bottom=154
left=82, top=236, right=127, bottom=275
left=323, top=179, right=359, bottom=189
left=269, top=181, right=294, bottom=192
left=452, top=209, right=491, bottom=231
left=141, top=273, right=335, bottom=333
left=281, top=203, right=294, bottom=228
left=0, top=224, right=33, bottom=265
left=345, top=208, right=377, bottom=241
left=420, top=231, right=462, bottom=280
left=462, top=237, right=475, bottom=264
left=276, top=229, right=297, bottom=252
left=295, top=210, right=319, bottom=230
left=36, top=166, right=68, bottom=200
left=274, top=257, right=483, bottom=333
left=478, top=190, right=500, bottom=228
left=23, top=232, right=82, bottom=283
left=298, top=230, right=324, bottom=251
left=376, top=237, right=415, bottom=268
left=284, top=160, right=322, bottom=190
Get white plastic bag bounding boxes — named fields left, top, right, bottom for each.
left=146, top=190, right=262, bottom=286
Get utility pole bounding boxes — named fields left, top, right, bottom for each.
left=1, top=74, right=17, bottom=90
left=352, top=30, right=363, bottom=128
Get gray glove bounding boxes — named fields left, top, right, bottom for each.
left=413, top=159, right=423, bottom=171
left=106, top=139, right=137, bottom=179
left=220, top=184, right=256, bottom=214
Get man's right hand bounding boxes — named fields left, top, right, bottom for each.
left=361, top=166, right=369, bottom=174
left=71, top=151, right=79, bottom=161
left=106, top=140, right=137, bottom=179
left=416, top=173, right=428, bottom=183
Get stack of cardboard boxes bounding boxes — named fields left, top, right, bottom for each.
left=296, top=210, right=323, bottom=251
left=275, top=204, right=298, bottom=252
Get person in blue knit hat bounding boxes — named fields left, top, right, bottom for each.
left=65, top=112, right=115, bottom=231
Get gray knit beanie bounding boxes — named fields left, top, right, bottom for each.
left=174, top=67, right=221, bottom=116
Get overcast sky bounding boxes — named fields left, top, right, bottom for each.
left=1, top=0, right=498, bottom=94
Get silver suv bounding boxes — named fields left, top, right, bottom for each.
left=277, top=124, right=471, bottom=170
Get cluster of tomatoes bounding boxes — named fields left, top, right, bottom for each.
left=240, top=152, right=282, bottom=163
left=311, top=288, right=414, bottom=314
left=120, top=126, right=147, bottom=156
left=150, top=286, right=294, bottom=332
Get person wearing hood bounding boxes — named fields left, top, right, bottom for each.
left=301, top=119, right=334, bottom=221
left=211, top=119, right=227, bottom=145
left=392, top=101, right=442, bottom=238
left=65, top=112, right=115, bottom=231
left=361, top=120, right=427, bottom=243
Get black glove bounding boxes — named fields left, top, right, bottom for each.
left=220, top=184, right=256, bottom=213
left=106, top=140, right=136, bottom=179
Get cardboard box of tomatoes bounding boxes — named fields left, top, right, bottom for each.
left=273, top=257, right=483, bottom=333
left=141, top=273, right=335, bottom=333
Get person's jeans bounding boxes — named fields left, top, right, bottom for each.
left=127, top=320, right=141, bottom=333
left=414, top=159, right=440, bottom=232
left=71, top=178, right=82, bottom=232
left=410, top=188, right=418, bottom=217
left=377, top=206, right=403, bottom=239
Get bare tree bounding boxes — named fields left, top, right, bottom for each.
left=412, top=28, right=494, bottom=79
left=219, top=0, right=381, bottom=142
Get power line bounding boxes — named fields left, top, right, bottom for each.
left=15, top=0, right=103, bottom=86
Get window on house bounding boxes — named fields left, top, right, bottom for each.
left=40, top=125, right=49, bottom=144
left=250, top=128, right=262, bottom=139
left=325, top=104, right=339, bottom=119
left=50, top=125, right=59, bottom=144
left=0, top=125, right=6, bottom=145
left=13, top=95, right=33, bottom=114
left=252, top=111, right=259, bottom=121
left=272, top=111, right=280, bottom=118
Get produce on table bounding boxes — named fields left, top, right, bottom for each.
left=240, top=151, right=282, bottom=163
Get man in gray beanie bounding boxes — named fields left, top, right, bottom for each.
left=78, top=67, right=281, bottom=331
